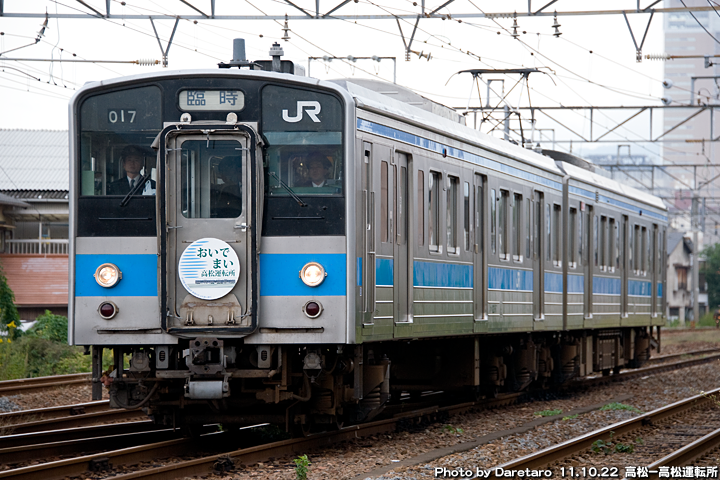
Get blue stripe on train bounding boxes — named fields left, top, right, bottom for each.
left=629, top=279, right=653, bottom=297
left=594, top=276, right=622, bottom=295
left=414, top=261, right=473, bottom=288
left=75, top=254, right=158, bottom=297
left=259, top=253, right=346, bottom=296
left=489, top=267, right=532, bottom=291
left=545, top=272, right=584, bottom=294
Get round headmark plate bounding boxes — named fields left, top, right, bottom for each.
left=178, top=238, right=240, bottom=300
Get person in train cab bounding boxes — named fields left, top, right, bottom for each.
left=298, top=153, right=334, bottom=188
left=212, top=156, right=242, bottom=218
left=107, top=145, right=156, bottom=195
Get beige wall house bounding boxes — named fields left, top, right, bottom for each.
left=0, top=129, right=68, bottom=320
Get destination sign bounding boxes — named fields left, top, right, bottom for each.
left=179, top=90, right=245, bottom=111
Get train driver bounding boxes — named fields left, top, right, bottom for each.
left=298, top=153, right=334, bottom=188
left=107, top=145, right=156, bottom=195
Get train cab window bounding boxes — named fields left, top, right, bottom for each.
left=261, top=85, right=344, bottom=236
left=429, top=171, right=441, bottom=252
left=76, top=85, right=162, bottom=236
left=490, top=189, right=497, bottom=255
left=512, top=193, right=522, bottom=261
left=447, top=176, right=459, bottom=254
left=464, top=182, right=470, bottom=251
left=569, top=208, right=577, bottom=268
left=180, top=141, right=243, bottom=218
left=418, top=171, right=424, bottom=247
left=499, top=190, right=509, bottom=260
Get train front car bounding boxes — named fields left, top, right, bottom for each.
left=68, top=69, right=362, bottom=431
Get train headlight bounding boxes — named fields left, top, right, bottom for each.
left=94, top=263, right=122, bottom=288
left=300, top=262, right=326, bottom=287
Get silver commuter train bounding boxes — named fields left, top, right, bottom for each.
left=69, top=50, right=667, bottom=431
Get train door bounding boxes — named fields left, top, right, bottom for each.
left=362, top=142, right=375, bottom=325
left=533, top=190, right=545, bottom=320
left=394, top=152, right=412, bottom=332
left=621, top=215, right=629, bottom=317
left=163, top=127, right=258, bottom=334
left=374, top=144, right=395, bottom=328
left=474, top=174, right=487, bottom=320
left=584, top=205, right=594, bottom=320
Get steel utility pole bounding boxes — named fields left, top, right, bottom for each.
left=692, top=195, right=700, bottom=325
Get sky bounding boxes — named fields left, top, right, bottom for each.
left=0, top=0, right=670, bottom=157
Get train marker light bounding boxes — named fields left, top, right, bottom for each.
left=94, top=263, right=122, bottom=288
left=98, top=301, right=119, bottom=319
left=303, top=300, right=323, bottom=318
left=300, top=262, right=326, bottom=287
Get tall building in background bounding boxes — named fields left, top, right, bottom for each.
left=663, top=0, right=720, bottom=246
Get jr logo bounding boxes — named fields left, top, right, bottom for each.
left=282, top=101, right=321, bottom=123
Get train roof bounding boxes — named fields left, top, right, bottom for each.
left=328, top=79, right=565, bottom=177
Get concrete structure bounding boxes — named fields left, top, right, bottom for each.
left=0, top=129, right=68, bottom=319
left=666, top=231, right=700, bottom=322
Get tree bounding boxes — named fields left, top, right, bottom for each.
left=0, top=264, right=20, bottom=340
left=701, top=243, right=720, bottom=312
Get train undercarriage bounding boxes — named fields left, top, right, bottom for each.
left=94, top=327, right=658, bottom=433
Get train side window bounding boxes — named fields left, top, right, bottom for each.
left=513, top=193, right=522, bottom=261
left=476, top=184, right=484, bottom=253
left=609, top=218, right=616, bottom=272
left=642, top=226, right=648, bottom=275
left=546, top=203, right=551, bottom=263
left=429, top=171, right=440, bottom=252
left=447, top=176, right=459, bottom=254
left=615, top=219, right=621, bottom=270
left=526, top=197, right=531, bottom=259
left=418, top=170, right=424, bottom=247
left=499, top=190, right=509, bottom=260
left=464, top=181, right=470, bottom=251
left=553, top=204, right=561, bottom=267
left=578, top=208, right=584, bottom=266
left=629, top=225, right=635, bottom=272
left=593, top=215, right=599, bottom=267
left=381, top=161, right=388, bottom=243
left=600, top=216, right=607, bottom=270
left=569, top=208, right=577, bottom=268
left=657, top=228, right=663, bottom=276
left=490, top=189, right=497, bottom=255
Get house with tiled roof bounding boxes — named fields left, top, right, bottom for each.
left=0, top=129, right=69, bottom=319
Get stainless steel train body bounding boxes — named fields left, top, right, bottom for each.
left=69, top=66, right=666, bottom=429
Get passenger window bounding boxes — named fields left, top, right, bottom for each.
left=429, top=172, right=440, bottom=252
left=381, top=161, right=388, bottom=243
left=569, top=208, right=577, bottom=268
left=553, top=205, right=561, bottom=266
left=499, top=190, right=508, bottom=259
left=526, top=198, right=531, bottom=259
left=418, top=170, right=424, bottom=247
left=546, top=203, right=551, bottom=262
left=594, top=215, right=599, bottom=267
left=642, top=226, right=648, bottom=275
left=490, top=189, right=497, bottom=255
left=513, top=193, right=522, bottom=261
left=464, top=182, right=470, bottom=251
left=578, top=208, right=584, bottom=266
left=609, top=218, right=616, bottom=272
left=447, top=176, right=459, bottom=254
left=600, top=216, right=607, bottom=270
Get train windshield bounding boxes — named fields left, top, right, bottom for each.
left=78, top=85, right=162, bottom=197
left=262, top=85, right=343, bottom=197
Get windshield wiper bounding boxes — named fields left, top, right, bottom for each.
left=119, top=172, right=151, bottom=207
left=269, top=172, right=307, bottom=207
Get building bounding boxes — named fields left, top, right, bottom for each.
left=0, top=129, right=69, bottom=319
left=665, top=231, right=703, bottom=322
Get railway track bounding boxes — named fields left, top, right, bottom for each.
left=488, top=387, right=720, bottom=478
left=0, top=372, right=90, bottom=396
left=1, top=349, right=718, bottom=480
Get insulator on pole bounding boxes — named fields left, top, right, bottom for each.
left=645, top=53, right=671, bottom=61
left=511, top=12, right=519, bottom=39
left=552, top=11, right=562, bottom=37
left=135, top=59, right=160, bottom=66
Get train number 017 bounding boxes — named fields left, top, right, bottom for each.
left=108, top=110, right=137, bottom=123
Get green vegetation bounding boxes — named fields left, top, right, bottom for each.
left=702, top=243, right=720, bottom=311
left=442, top=424, right=464, bottom=434
left=591, top=432, right=638, bottom=455
left=0, top=311, right=93, bottom=381
left=562, top=414, right=579, bottom=421
left=534, top=408, right=562, bottom=417
left=0, top=266, right=20, bottom=341
left=294, top=454, right=311, bottom=480
left=600, top=402, right=642, bottom=414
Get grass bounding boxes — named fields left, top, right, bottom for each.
left=534, top=408, right=562, bottom=417
left=600, top=402, right=642, bottom=414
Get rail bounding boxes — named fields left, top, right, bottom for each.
left=5, top=239, right=68, bottom=254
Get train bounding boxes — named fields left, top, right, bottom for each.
left=68, top=41, right=667, bottom=433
